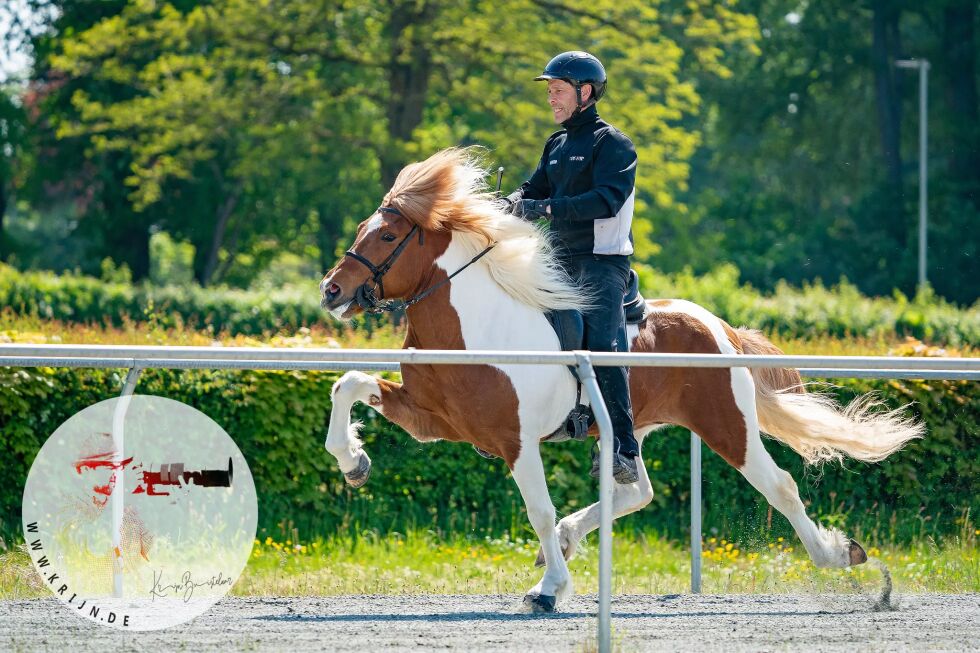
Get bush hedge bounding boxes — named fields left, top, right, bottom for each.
left=0, top=263, right=387, bottom=336
left=2, top=262, right=977, bottom=344
left=2, top=364, right=975, bottom=545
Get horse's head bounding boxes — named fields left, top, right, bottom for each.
left=320, top=148, right=498, bottom=319
left=319, top=147, right=580, bottom=319
left=319, top=206, right=451, bottom=319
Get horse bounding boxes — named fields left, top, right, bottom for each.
left=318, top=147, right=923, bottom=613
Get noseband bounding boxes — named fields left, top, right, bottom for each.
left=342, top=205, right=495, bottom=314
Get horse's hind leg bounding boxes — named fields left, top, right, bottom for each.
left=534, top=427, right=657, bottom=567
left=694, top=367, right=866, bottom=569
left=511, top=441, right=573, bottom=613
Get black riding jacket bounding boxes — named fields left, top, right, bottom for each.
left=512, top=105, right=637, bottom=258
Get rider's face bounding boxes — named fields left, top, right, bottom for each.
left=547, top=79, right=591, bottom=124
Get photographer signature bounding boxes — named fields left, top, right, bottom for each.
left=149, top=569, right=233, bottom=602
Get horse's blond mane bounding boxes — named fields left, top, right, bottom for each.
left=383, top=147, right=590, bottom=312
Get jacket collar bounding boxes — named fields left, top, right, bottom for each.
left=561, top=104, right=599, bottom=133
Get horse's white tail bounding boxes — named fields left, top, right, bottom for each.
left=737, top=328, right=925, bottom=465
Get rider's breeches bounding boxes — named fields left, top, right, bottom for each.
left=561, top=254, right=639, bottom=457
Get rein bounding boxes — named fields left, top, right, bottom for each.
left=344, top=206, right=496, bottom=314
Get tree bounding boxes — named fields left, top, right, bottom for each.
left=35, top=0, right=758, bottom=285
left=666, top=0, right=979, bottom=304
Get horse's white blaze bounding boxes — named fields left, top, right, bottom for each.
left=363, top=211, right=384, bottom=234
left=438, top=233, right=577, bottom=439
left=325, top=371, right=380, bottom=473
left=652, top=300, right=853, bottom=568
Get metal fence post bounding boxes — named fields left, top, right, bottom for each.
left=574, top=352, right=613, bottom=653
left=690, top=431, right=702, bottom=594
left=111, top=366, right=142, bottom=598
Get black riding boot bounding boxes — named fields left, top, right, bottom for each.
left=561, top=254, right=639, bottom=482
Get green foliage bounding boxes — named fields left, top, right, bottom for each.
left=12, top=0, right=759, bottom=285
left=661, top=0, right=980, bottom=305
left=2, top=261, right=977, bottom=343
left=0, top=261, right=327, bottom=335
left=1, top=364, right=976, bottom=545
left=635, top=263, right=980, bottom=346
left=149, top=231, right=194, bottom=286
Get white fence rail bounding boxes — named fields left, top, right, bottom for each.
left=3, top=343, right=979, bottom=653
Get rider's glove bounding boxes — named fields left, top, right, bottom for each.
left=510, top=199, right=551, bottom=220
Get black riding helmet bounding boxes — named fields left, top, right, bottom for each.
left=534, top=51, right=607, bottom=110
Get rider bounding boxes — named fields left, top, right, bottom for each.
left=504, top=51, right=640, bottom=484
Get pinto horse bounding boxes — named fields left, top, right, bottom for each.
left=318, top=148, right=922, bottom=613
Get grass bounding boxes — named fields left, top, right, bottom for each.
left=0, top=308, right=404, bottom=349
left=4, top=309, right=976, bottom=358
left=2, top=529, right=976, bottom=600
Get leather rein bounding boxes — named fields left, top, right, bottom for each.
left=343, top=206, right=496, bottom=314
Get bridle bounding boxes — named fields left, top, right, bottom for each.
left=342, top=206, right=495, bottom=314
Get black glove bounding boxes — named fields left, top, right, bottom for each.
left=510, top=199, right=551, bottom=220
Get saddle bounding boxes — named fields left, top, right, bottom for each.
left=474, top=270, right=649, bottom=458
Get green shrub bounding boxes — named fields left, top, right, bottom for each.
left=636, top=263, right=979, bottom=346
left=0, top=263, right=388, bottom=336
left=2, top=262, right=977, bottom=343
left=1, top=365, right=975, bottom=545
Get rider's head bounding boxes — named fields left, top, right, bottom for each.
left=535, top=51, right=607, bottom=124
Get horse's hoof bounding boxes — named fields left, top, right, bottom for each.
left=344, top=452, right=372, bottom=488
left=849, top=538, right=868, bottom=566
left=522, top=593, right=556, bottom=614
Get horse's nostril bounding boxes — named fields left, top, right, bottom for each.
left=329, top=283, right=340, bottom=295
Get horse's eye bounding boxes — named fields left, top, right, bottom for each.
left=381, top=233, right=396, bottom=242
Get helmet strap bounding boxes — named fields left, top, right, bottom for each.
left=570, top=83, right=595, bottom=118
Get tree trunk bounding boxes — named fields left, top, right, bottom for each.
left=942, top=1, right=980, bottom=207
left=379, top=1, right=436, bottom=187
left=0, top=179, right=7, bottom=262
left=317, top=203, right=345, bottom=274
left=871, top=1, right=904, bottom=189
left=200, top=183, right=242, bottom=286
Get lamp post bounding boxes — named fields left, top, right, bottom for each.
left=894, top=58, right=929, bottom=290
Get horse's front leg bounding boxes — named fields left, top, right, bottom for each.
left=325, top=371, right=382, bottom=487
left=511, top=440, right=573, bottom=613
left=326, top=371, right=459, bottom=487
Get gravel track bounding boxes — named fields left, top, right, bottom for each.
left=2, top=593, right=978, bottom=652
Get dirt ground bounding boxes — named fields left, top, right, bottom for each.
left=2, top=593, right=978, bottom=652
